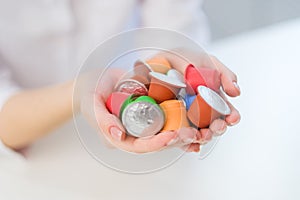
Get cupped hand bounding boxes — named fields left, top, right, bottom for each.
left=93, top=68, right=197, bottom=153
left=88, top=49, right=241, bottom=154
left=154, top=50, right=241, bottom=152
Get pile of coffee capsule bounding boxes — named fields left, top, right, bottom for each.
left=105, top=57, right=231, bottom=138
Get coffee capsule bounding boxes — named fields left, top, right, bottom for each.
left=106, top=92, right=130, bottom=117
left=177, top=87, right=186, bottom=101
left=167, top=69, right=184, bottom=82
left=148, top=71, right=186, bottom=103
left=115, top=79, right=148, bottom=96
left=130, top=74, right=149, bottom=86
left=159, top=100, right=190, bottom=131
left=121, top=96, right=165, bottom=137
left=146, top=57, right=172, bottom=74
left=187, top=86, right=230, bottom=128
left=184, top=64, right=221, bottom=94
left=134, top=59, right=153, bottom=84
left=184, top=94, right=197, bottom=110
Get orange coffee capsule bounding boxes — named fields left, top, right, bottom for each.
left=146, top=57, right=172, bottom=74
left=148, top=71, right=186, bottom=103
left=160, top=100, right=190, bottom=131
left=187, top=86, right=230, bottom=128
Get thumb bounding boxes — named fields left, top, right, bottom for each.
left=100, top=115, right=126, bottom=141
left=210, top=55, right=241, bottom=97
left=94, top=95, right=126, bottom=141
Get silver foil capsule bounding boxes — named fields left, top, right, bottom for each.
left=121, top=101, right=165, bottom=138
left=175, top=88, right=187, bottom=109
left=115, top=79, right=148, bottom=96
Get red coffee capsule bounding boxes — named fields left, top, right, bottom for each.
left=184, top=64, right=221, bottom=94
left=106, top=92, right=130, bottom=117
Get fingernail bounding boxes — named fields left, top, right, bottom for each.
left=167, top=137, right=179, bottom=146
left=229, top=120, right=239, bottom=126
left=194, top=146, right=200, bottom=153
left=199, top=140, right=208, bottom=145
left=182, top=138, right=194, bottom=144
left=229, top=119, right=241, bottom=126
left=233, top=82, right=240, bottom=93
left=214, top=126, right=227, bottom=136
left=110, top=126, right=123, bottom=141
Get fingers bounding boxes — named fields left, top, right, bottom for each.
left=132, top=131, right=177, bottom=153
left=181, top=122, right=226, bottom=153
left=181, top=118, right=232, bottom=153
left=224, top=101, right=241, bottom=126
left=199, top=128, right=213, bottom=144
left=152, top=52, right=241, bottom=98
left=129, top=127, right=197, bottom=153
left=118, top=127, right=198, bottom=153
left=192, top=119, right=228, bottom=145
left=218, top=91, right=241, bottom=126
left=177, top=127, right=198, bottom=144
left=183, top=143, right=200, bottom=153
left=209, top=118, right=227, bottom=136
left=111, top=131, right=177, bottom=153
left=210, top=56, right=241, bottom=97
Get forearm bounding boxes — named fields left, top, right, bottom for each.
left=0, top=81, right=75, bottom=149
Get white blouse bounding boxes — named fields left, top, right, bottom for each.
left=0, top=0, right=210, bottom=157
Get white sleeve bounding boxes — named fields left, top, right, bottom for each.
left=141, top=0, right=211, bottom=45
left=0, top=59, right=24, bottom=159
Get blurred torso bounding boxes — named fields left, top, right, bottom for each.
left=0, top=0, right=138, bottom=87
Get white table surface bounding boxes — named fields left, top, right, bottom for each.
left=1, top=19, right=300, bottom=200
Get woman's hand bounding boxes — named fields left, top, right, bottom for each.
left=91, top=68, right=197, bottom=153
left=156, top=49, right=241, bottom=152
left=82, top=49, right=241, bottom=154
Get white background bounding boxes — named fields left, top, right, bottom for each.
left=204, top=0, right=300, bottom=40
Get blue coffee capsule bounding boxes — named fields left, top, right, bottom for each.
left=184, top=94, right=196, bottom=110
